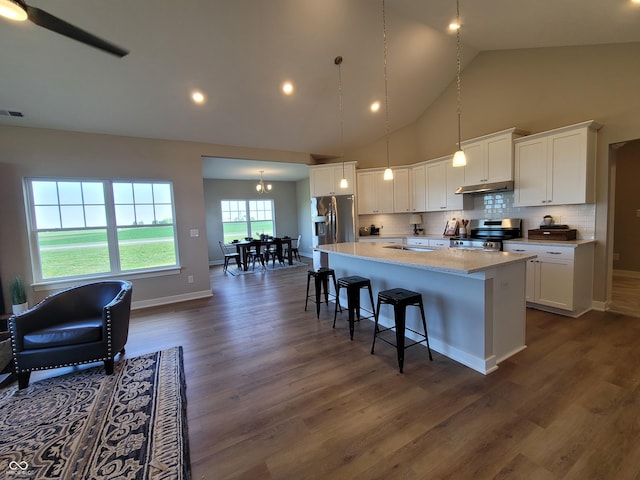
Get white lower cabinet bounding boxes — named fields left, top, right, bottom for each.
left=503, top=242, right=594, bottom=317
left=405, top=237, right=450, bottom=249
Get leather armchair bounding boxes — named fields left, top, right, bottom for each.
left=9, top=280, right=133, bottom=389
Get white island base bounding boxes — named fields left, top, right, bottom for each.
left=316, top=243, right=533, bottom=375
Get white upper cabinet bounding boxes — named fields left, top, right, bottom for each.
left=357, top=169, right=395, bottom=214
left=461, top=128, right=528, bottom=185
left=393, top=168, right=411, bottom=213
left=310, top=163, right=356, bottom=197
left=410, top=164, right=426, bottom=212
left=426, top=157, right=472, bottom=211
left=514, top=121, right=601, bottom=206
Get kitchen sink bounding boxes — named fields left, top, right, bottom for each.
left=383, top=244, right=433, bottom=252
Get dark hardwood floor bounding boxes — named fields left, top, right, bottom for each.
left=33, top=259, right=640, bottom=479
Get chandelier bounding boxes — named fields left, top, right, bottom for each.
left=256, top=170, right=272, bottom=194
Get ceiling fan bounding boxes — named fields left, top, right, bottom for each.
left=0, top=0, right=129, bottom=57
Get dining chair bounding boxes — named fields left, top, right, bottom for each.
left=219, top=241, right=241, bottom=273
left=247, top=240, right=266, bottom=271
left=266, top=238, right=285, bottom=268
left=291, top=234, right=302, bottom=261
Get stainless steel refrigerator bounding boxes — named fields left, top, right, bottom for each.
left=311, top=195, right=355, bottom=269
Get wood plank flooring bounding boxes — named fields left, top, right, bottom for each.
left=610, top=274, right=640, bottom=317
left=30, top=259, right=640, bottom=479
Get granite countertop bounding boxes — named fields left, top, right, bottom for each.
left=504, top=238, right=595, bottom=248
left=315, top=242, right=536, bottom=275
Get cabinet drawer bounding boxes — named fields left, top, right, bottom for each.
left=504, top=243, right=574, bottom=261
left=428, top=239, right=450, bottom=249
left=406, top=237, right=430, bottom=247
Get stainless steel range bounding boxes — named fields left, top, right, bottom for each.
left=449, top=219, right=522, bottom=251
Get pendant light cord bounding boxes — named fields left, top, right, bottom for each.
left=336, top=56, right=345, bottom=166
left=335, top=56, right=348, bottom=187
left=382, top=0, right=391, bottom=169
left=456, top=0, right=462, bottom=150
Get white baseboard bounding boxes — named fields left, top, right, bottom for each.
left=132, top=289, right=212, bottom=310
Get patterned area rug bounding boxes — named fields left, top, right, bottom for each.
left=0, top=347, right=190, bottom=479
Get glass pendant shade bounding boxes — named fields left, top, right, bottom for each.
left=453, top=149, right=467, bottom=167
left=0, top=0, right=28, bottom=20
left=383, top=167, right=393, bottom=180
left=339, top=176, right=348, bottom=189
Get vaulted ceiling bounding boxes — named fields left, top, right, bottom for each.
left=1, top=0, right=639, bottom=179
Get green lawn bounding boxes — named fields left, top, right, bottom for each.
left=223, top=221, right=273, bottom=243
left=38, top=226, right=176, bottom=278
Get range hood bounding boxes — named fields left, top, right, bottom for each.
left=455, top=180, right=514, bottom=195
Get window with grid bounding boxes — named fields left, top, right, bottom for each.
left=220, top=199, right=274, bottom=242
left=26, top=179, right=178, bottom=281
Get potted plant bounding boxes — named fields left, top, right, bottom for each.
left=10, top=275, right=28, bottom=315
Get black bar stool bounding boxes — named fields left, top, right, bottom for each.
left=333, top=276, right=375, bottom=340
left=305, top=267, right=338, bottom=318
left=371, top=288, right=433, bottom=373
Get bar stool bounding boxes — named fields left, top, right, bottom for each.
left=305, top=267, right=338, bottom=318
left=371, top=288, right=433, bottom=373
left=333, top=276, right=375, bottom=340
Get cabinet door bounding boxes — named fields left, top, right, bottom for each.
left=462, top=142, right=485, bottom=184
left=445, top=161, right=466, bottom=210
left=338, top=163, right=355, bottom=195
left=310, top=167, right=335, bottom=196
left=486, top=135, right=512, bottom=182
left=356, top=171, right=376, bottom=214
left=514, top=138, right=548, bottom=206
left=393, top=168, right=411, bottom=212
left=536, top=259, right=574, bottom=309
left=375, top=171, right=395, bottom=213
left=525, top=260, right=536, bottom=302
left=548, top=129, right=587, bottom=205
left=426, top=162, right=446, bottom=211
left=411, top=165, right=426, bottom=212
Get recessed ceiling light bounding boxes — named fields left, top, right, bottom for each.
left=370, top=101, right=381, bottom=113
left=449, top=21, right=461, bottom=31
left=282, top=82, right=294, bottom=95
left=191, top=91, right=206, bottom=104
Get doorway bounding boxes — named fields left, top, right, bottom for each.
left=609, top=138, right=640, bottom=317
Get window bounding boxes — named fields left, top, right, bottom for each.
left=26, top=179, right=178, bottom=281
left=221, top=199, right=274, bottom=242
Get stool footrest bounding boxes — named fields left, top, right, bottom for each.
left=373, top=326, right=428, bottom=350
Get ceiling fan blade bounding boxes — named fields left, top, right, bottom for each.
left=23, top=4, right=129, bottom=58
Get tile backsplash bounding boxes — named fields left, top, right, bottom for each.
left=359, top=191, right=595, bottom=240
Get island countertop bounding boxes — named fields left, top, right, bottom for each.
left=314, top=242, right=536, bottom=275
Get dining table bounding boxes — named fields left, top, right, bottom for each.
left=234, top=237, right=293, bottom=271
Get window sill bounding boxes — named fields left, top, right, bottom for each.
left=32, top=266, right=182, bottom=293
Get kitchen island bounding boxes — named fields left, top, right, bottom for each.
left=314, top=242, right=536, bottom=374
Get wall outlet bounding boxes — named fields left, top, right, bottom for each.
left=190, top=229, right=199, bottom=237
left=187, top=275, right=194, bottom=284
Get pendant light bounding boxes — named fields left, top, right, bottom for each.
left=0, top=0, right=27, bottom=21
left=335, top=56, right=349, bottom=189
left=452, top=0, right=467, bottom=167
left=381, top=0, right=393, bottom=181
left=256, top=170, right=272, bottom=194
